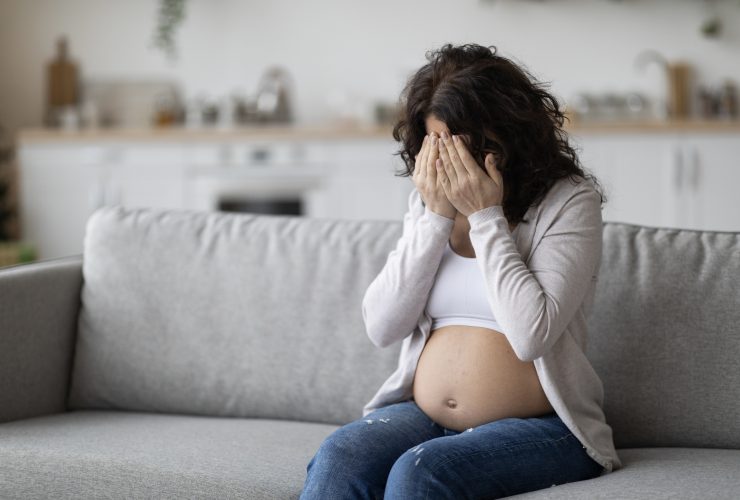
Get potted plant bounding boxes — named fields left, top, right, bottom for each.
left=0, top=124, right=36, bottom=268
left=152, top=0, right=188, bottom=61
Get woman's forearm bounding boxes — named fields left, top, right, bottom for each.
left=468, top=187, right=603, bottom=362
left=362, top=194, right=454, bottom=348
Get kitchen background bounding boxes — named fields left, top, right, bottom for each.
left=0, top=0, right=739, bottom=266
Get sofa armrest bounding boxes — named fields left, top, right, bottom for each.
left=0, top=254, right=83, bottom=424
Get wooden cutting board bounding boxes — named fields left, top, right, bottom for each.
left=46, top=36, right=79, bottom=125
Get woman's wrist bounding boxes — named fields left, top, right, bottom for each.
left=423, top=206, right=456, bottom=233
left=467, top=205, right=506, bottom=227
left=426, top=205, right=456, bottom=221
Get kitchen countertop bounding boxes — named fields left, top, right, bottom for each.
left=15, top=123, right=395, bottom=144
left=566, top=117, right=740, bottom=134
left=15, top=118, right=740, bottom=144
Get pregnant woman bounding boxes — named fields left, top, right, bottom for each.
left=300, top=42, right=621, bottom=499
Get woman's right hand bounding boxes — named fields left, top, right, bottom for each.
left=413, top=132, right=457, bottom=220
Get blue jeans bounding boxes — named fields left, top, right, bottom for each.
left=299, top=399, right=604, bottom=499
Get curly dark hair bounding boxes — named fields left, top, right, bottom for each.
left=392, top=42, right=607, bottom=225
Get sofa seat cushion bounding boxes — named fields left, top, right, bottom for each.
left=2, top=411, right=738, bottom=499
left=509, top=448, right=740, bottom=499
left=0, top=410, right=337, bottom=499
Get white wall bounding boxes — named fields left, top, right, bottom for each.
left=1, top=0, right=739, bottom=132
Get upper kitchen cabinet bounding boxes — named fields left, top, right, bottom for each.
left=571, top=130, right=740, bottom=232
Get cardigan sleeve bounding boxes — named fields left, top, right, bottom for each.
left=467, top=182, right=603, bottom=362
left=361, top=188, right=455, bottom=348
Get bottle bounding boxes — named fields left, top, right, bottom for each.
left=717, top=80, right=738, bottom=120
left=697, top=85, right=715, bottom=119
left=80, top=99, right=100, bottom=129
left=46, top=36, right=79, bottom=128
left=667, top=62, right=692, bottom=120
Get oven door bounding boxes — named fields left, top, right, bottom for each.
left=183, top=163, right=328, bottom=216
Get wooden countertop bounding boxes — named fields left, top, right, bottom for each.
left=15, top=118, right=740, bottom=144
left=566, top=118, right=740, bottom=134
left=15, top=123, right=395, bottom=144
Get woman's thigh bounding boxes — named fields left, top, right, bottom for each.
left=384, top=411, right=605, bottom=500
left=299, top=400, right=444, bottom=500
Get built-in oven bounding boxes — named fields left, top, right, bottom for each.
left=182, top=142, right=328, bottom=216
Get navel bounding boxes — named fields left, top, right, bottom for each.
left=446, top=398, right=458, bottom=409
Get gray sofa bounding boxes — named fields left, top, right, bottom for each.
left=1, top=204, right=739, bottom=499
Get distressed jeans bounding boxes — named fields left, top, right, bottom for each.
left=299, top=399, right=604, bottom=499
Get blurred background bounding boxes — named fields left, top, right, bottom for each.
left=0, top=0, right=738, bottom=267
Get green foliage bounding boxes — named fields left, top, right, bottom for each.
left=0, top=125, right=14, bottom=242
left=0, top=177, right=13, bottom=241
left=151, top=0, right=188, bottom=61
left=700, top=16, right=722, bottom=37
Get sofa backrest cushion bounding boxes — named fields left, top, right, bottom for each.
left=67, top=206, right=404, bottom=425
left=68, top=206, right=740, bottom=449
left=588, top=223, right=740, bottom=449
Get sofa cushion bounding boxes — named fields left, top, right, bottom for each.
left=67, top=206, right=404, bottom=425
left=0, top=410, right=335, bottom=499
left=508, top=447, right=740, bottom=499
left=68, top=205, right=740, bottom=451
left=587, top=224, right=740, bottom=449
left=1, top=412, right=738, bottom=499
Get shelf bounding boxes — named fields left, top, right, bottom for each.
left=564, top=118, right=740, bottom=134
left=15, top=123, right=394, bottom=144
left=15, top=118, right=740, bottom=145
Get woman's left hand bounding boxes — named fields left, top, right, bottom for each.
left=436, top=131, right=504, bottom=217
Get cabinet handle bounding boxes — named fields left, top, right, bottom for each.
left=105, top=181, right=121, bottom=206
left=672, top=146, right=684, bottom=191
left=89, top=181, right=106, bottom=212
left=689, top=145, right=700, bottom=191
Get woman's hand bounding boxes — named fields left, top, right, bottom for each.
left=435, top=131, right=504, bottom=217
left=413, top=132, right=457, bottom=220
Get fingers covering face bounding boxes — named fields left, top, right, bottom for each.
left=416, top=134, right=429, bottom=177
left=437, top=136, right=458, bottom=185
left=451, top=135, right=482, bottom=177
left=427, top=133, right=440, bottom=181
left=416, top=133, right=443, bottom=181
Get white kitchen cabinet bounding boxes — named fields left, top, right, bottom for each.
left=19, top=144, right=190, bottom=260
left=678, top=134, right=740, bottom=231
left=571, top=131, right=740, bottom=232
left=571, top=133, right=674, bottom=229
left=18, top=146, right=114, bottom=260
left=108, top=146, right=187, bottom=210
left=17, top=136, right=412, bottom=261
left=315, top=139, right=411, bottom=222
left=18, top=128, right=738, bottom=262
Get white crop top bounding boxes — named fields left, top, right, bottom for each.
left=425, top=240, right=503, bottom=332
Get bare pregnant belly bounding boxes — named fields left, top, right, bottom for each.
left=411, top=325, right=555, bottom=432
